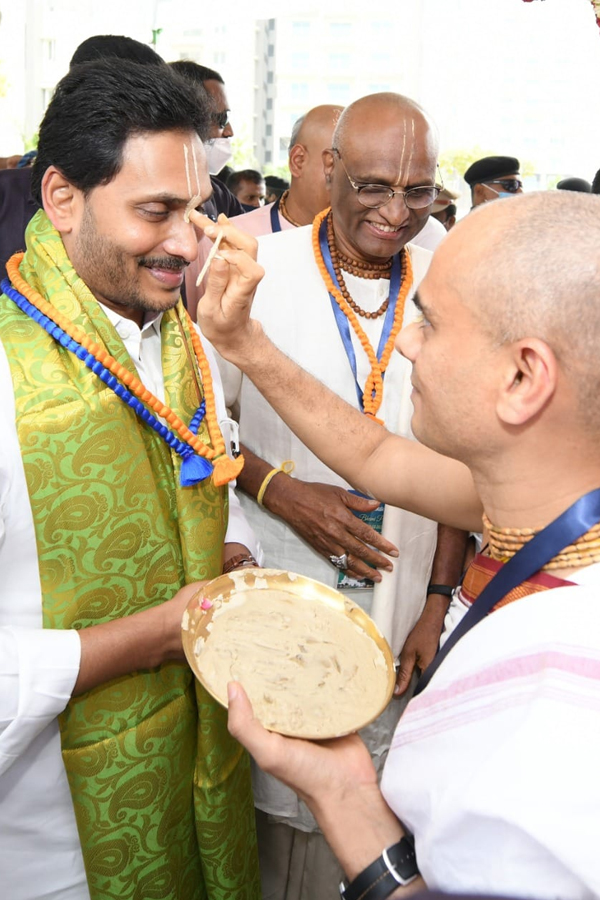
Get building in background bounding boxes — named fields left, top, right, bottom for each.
left=1, top=0, right=599, bottom=209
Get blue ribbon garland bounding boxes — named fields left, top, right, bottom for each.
left=318, top=214, right=402, bottom=412
left=1, top=277, right=212, bottom=486
left=415, top=487, right=600, bottom=695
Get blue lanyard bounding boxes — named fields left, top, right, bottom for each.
left=415, top=487, right=600, bottom=696
left=270, top=197, right=282, bottom=233
left=318, top=215, right=402, bottom=412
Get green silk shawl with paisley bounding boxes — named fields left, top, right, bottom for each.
left=0, top=211, right=260, bottom=900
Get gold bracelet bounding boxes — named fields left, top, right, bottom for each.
left=256, top=460, right=295, bottom=506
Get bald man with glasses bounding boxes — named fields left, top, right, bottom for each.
left=207, top=91, right=469, bottom=900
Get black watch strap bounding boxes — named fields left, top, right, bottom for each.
left=339, top=837, right=419, bottom=900
left=426, top=583, right=454, bottom=598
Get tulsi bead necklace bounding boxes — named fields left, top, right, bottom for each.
left=4, top=252, right=243, bottom=488
left=312, top=207, right=412, bottom=421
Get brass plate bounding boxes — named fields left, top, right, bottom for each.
left=181, top=567, right=395, bottom=739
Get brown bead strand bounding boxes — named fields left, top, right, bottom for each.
left=326, top=216, right=393, bottom=319
left=278, top=190, right=303, bottom=227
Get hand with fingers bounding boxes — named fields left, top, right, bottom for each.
left=190, top=211, right=265, bottom=360
left=264, top=476, right=398, bottom=582
left=227, top=680, right=377, bottom=807
left=394, top=598, right=448, bottom=695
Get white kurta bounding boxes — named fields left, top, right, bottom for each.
left=0, top=309, right=259, bottom=900
left=382, top=564, right=600, bottom=897
left=214, top=224, right=438, bottom=825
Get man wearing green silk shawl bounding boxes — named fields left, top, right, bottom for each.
left=0, top=58, right=265, bottom=900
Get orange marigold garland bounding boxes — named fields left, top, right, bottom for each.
left=4, top=252, right=242, bottom=487
left=312, top=208, right=413, bottom=423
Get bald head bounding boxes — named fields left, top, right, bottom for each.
left=287, top=104, right=344, bottom=223
left=292, top=104, right=343, bottom=150
left=439, top=190, right=600, bottom=427
left=333, top=93, right=439, bottom=164
left=324, top=92, right=439, bottom=263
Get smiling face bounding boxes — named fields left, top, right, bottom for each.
left=324, top=101, right=438, bottom=263
left=62, top=130, right=211, bottom=324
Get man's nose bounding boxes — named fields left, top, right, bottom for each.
left=380, top=191, right=411, bottom=226
left=395, top=320, right=422, bottom=361
left=164, top=215, right=201, bottom=264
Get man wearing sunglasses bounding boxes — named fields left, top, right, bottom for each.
left=463, top=155, right=523, bottom=208
left=209, top=91, right=469, bottom=900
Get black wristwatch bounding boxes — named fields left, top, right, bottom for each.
left=339, top=837, right=419, bottom=900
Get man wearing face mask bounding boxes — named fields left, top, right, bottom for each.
left=463, top=155, right=523, bottom=208
left=169, top=61, right=244, bottom=220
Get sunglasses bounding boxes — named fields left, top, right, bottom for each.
left=484, top=179, right=523, bottom=193
left=211, top=110, right=230, bottom=130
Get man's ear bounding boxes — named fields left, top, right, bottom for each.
left=41, top=166, right=83, bottom=235
left=288, top=143, right=307, bottom=178
left=322, top=148, right=335, bottom=185
left=496, top=338, right=558, bottom=426
left=472, top=183, right=485, bottom=206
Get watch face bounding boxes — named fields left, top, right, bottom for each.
left=182, top=567, right=395, bottom=738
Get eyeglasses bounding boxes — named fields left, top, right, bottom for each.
left=212, top=110, right=230, bottom=130
left=483, top=178, right=523, bottom=194
left=332, top=149, right=443, bottom=210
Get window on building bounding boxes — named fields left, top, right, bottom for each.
left=266, top=98, right=273, bottom=110
left=292, top=21, right=310, bottom=35
left=329, top=22, right=351, bottom=37
left=266, top=124, right=272, bottom=136
left=291, top=52, right=310, bottom=71
left=43, top=39, right=56, bottom=61
left=326, top=83, right=351, bottom=104
left=267, top=71, right=274, bottom=84
left=329, top=53, right=351, bottom=71
left=265, top=150, right=272, bottom=163
left=291, top=83, right=309, bottom=102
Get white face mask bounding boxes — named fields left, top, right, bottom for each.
left=204, top=137, right=233, bottom=176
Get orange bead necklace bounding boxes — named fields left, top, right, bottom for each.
left=312, top=208, right=412, bottom=422
left=5, top=252, right=243, bottom=487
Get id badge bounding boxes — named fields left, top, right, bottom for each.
left=337, top=490, right=385, bottom=591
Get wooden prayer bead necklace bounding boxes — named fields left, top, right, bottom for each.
left=278, top=190, right=303, bottom=227
left=312, top=207, right=412, bottom=421
left=483, top=512, right=600, bottom=571
left=326, top=214, right=392, bottom=319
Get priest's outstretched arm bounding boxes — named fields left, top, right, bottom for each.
left=194, top=214, right=482, bottom=533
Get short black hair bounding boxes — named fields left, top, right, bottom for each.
left=227, top=169, right=264, bottom=193
left=264, top=174, right=289, bottom=192
left=169, top=60, right=224, bottom=85
left=31, top=58, right=211, bottom=206
left=590, top=169, right=600, bottom=195
left=70, top=34, right=164, bottom=68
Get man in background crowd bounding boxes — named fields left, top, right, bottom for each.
left=227, top=168, right=267, bottom=209
left=463, top=154, right=523, bottom=207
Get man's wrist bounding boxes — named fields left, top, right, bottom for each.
left=312, top=782, right=405, bottom=882
left=222, top=552, right=259, bottom=574
left=339, top=837, right=420, bottom=900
